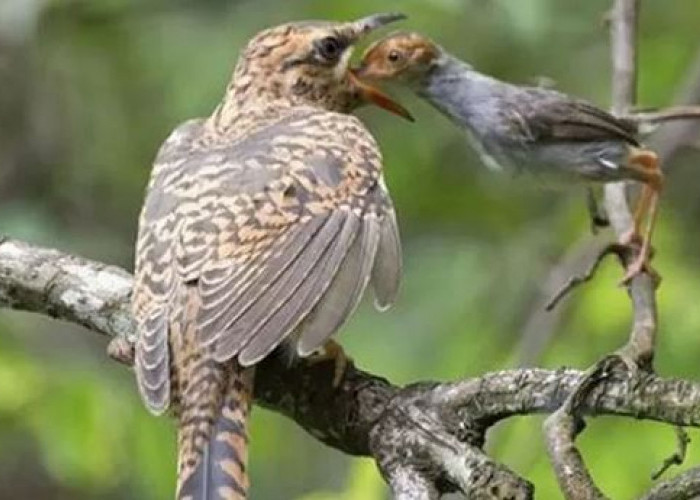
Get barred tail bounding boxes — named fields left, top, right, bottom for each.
left=176, top=363, right=254, bottom=500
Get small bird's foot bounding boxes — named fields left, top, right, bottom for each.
left=619, top=249, right=660, bottom=286
left=618, top=228, right=641, bottom=247
left=307, top=339, right=351, bottom=388
left=107, top=336, right=135, bottom=366
left=617, top=228, right=660, bottom=286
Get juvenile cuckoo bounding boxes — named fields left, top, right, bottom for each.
left=131, top=14, right=408, bottom=499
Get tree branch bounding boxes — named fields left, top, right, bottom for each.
left=641, top=467, right=700, bottom=500
left=538, top=0, right=681, bottom=496
left=3, top=237, right=700, bottom=497
left=627, top=105, right=700, bottom=125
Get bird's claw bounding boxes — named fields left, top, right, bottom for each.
left=618, top=228, right=642, bottom=247
left=107, top=336, right=135, bottom=366
left=619, top=253, right=660, bottom=287
left=307, top=339, right=351, bottom=388
left=617, top=229, right=660, bottom=287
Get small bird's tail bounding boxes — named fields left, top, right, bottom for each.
left=176, top=361, right=254, bottom=500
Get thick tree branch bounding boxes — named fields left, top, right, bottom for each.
left=0, top=236, right=134, bottom=339
left=641, top=467, right=700, bottom=500
left=3, top=237, right=700, bottom=498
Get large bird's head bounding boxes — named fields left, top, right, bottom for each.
left=223, top=13, right=412, bottom=120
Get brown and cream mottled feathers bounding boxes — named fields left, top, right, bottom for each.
left=131, top=14, right=405, bottom=500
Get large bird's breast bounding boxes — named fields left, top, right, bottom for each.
left=132, top=106, right=399, bottom=413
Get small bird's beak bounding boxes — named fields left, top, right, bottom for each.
left=347, top=70, right=414, bottom=122
left=337, top=13, right=413, bottom=121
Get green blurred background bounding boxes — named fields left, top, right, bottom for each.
left=2, top=0, right=700, bottom=498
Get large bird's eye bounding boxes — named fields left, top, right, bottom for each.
left=387, top=50, right=402, bottom=64
left=317, top=36, right=343, bottom=61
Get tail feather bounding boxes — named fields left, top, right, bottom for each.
left=176, top=363, right=254, bottom=500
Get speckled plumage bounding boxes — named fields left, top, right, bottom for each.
left=132, top=15, right=404, bottom=499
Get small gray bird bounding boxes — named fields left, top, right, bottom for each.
left=354, top=31, right=663, bottom=283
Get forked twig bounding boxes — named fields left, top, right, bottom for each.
left=651, top=426, right=691, bottom=480
left=545, top=243, right=627, bottom=311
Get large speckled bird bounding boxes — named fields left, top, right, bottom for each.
left=355, top=32, right=663, bottom=283
left=131, top=14, right=409, bottom=499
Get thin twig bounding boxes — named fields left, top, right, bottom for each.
left=626, top=105, right=700, bottom=124
left=545, top=243, right=626, bottom=311
left=651, top=427, right=691, bottom=480
left=610, top=0, right=639, bottom=114
left=518, top=237, right=599, bottom=367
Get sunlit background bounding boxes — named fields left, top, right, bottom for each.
left=2, top=0, right=700, bottom=498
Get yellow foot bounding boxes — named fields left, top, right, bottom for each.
left=307, top=340, right=351, bottom=388
left=619, top=252, right=660, bottom=286
left=618, top=228, right=641, bottom=247
left=107, top=336, right=135, bottom=366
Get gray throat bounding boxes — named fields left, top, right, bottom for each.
left=416, top=53, right=512, bottom=173
left=417, top=53, right=496, bottom=130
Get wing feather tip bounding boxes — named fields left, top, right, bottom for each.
left=373, top=297, right=394, bottom=312
left=295, top=342, right=318, bottom=358
left=139, top=385, right=170, bottom=416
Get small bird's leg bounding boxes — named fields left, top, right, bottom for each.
left=623, top=187, right=661, bottom=283
left=619, top=184, right=652, bottom=243
left=620, top=149, right=663, bottom=284
left=307, top=339, right=351, bottom=388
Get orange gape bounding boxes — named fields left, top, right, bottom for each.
left=131, top=14, right=407, bottom=499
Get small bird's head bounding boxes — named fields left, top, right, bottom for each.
left=223, top=13, right=412, bottom=120
left=354, top=32, right=441, bottom=85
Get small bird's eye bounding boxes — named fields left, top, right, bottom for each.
left=387, top=50, right=402, bottom=63
left=317, top=36, right=342, bottom=61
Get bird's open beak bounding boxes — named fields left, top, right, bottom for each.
left=339, top=13, right=413, bottom=121
left=347, top=70, right=414, bottom=122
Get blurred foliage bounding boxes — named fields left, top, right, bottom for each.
left=2, top=0, right=700, bottom=498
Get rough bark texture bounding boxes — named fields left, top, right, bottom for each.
left=3, top=236, right=700, bottom=498
left=3, top=1, right=700, bottom=498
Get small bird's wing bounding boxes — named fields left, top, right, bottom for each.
left=189, top=111, right=401, bottom=365
left=503, top=88, right=640, bottom=147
